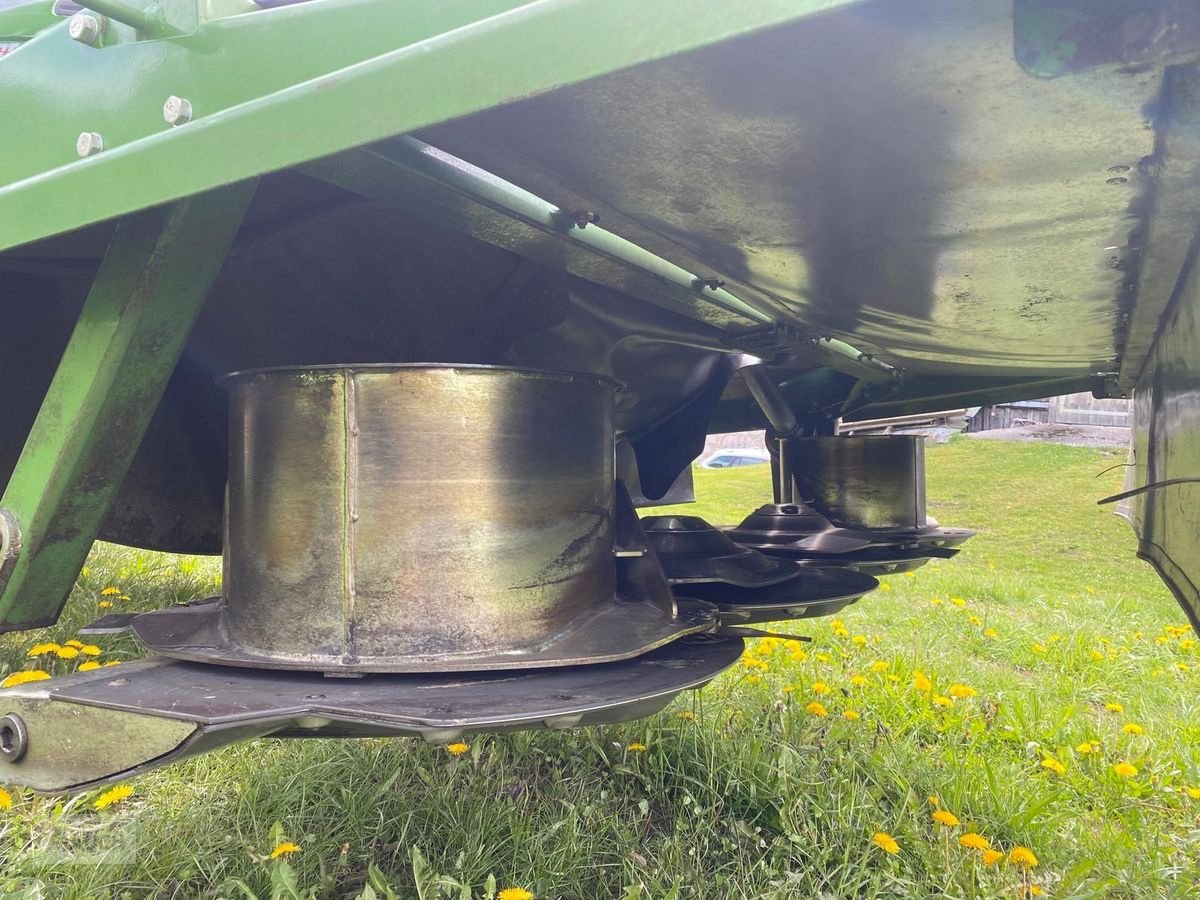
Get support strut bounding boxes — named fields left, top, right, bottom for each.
left=0, top=181, right=257, bottom=631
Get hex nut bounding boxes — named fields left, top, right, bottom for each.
left=76, top=131, right=104, bottom=157
left=67, top=12, right=104, bottom=45
left=162, top=95, right=193, bottom=126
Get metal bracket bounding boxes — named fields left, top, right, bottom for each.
left=0, top=181, right=257, bottom=631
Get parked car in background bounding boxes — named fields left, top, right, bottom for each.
left=699, top=449, right=771, bottom=469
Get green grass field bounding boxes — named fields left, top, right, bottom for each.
left=2, top=437, right=1198, bottom=898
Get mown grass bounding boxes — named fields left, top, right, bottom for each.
left=2, top=437, right=1199, bottom=898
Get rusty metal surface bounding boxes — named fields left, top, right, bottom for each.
left=1014, top=0, right=1200, bottom=78
left=128, top=364, right=716, bottom=672
left=786, top=436, right=927, bottom=530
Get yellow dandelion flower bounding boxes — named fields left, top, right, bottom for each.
left=904, top=571, right=916, bottom=578
left=805, top=701, right=828, bottom=717
left=269, top=842, right=301, bottom=859
left=55, top=646, right=79, bottom=659
left=26, top=643, right=60, bottom=657
left=625, top=742, right=647, bottom=752
left=842, top=709, right=861, bottom=721
left=811, top=681, right=831, bottom=695
left=98, top=600, right=113, bottom=609
left=93, top=784, right=133, bottom=811
left=958, top=832, right=990, bottom=851
left=102, top=660, right=121, bottom=667
left=1177, top=662, right=1191, bottom=673
left=1075, top=741, right=1099, bottom=755
left=782, top=685, right=796, bottom=694
left=498, top=889, right=534, bottom=900
left=879, top=582, right=892, bottom=592
left=816, top=653, right=831, bottom=664
left=445, top=742, right=470, bottom=756
left=1132, top=631, right=1143, bottom=640
left=1156, top=636, right=1170, bottom=645
left=120, top=594, right=131, bottom=602
left=1030, top=885, right=1045, bottom=896
left=983, top=628, right=999, bottom=639
left=1090, top=650, right=1105, bottom=661
left=1122, top=723, right=1144, bottom=735
left=1041, top=757, right=1066, bottom=776
left=930, top=597, right=943, bottom=606
left=100, top=587, right=121, bottom=596
left=758, top=637, right=780, bottom=653
left=932, top=810, right=960, bottom=827
left=1184, top=786, right=1200, bottom=800
left=79, top=645, right=102, bottom=657
left=871, top=831, right=900, bottom=855
left=1181, top=639, right=1195, bottom=650
left=851, top=635, right=867, bottom=646
left=870, top=661, right=889, bottom=673
left=948, top=683, right=976, bottom=699
left=981, top=848, right=1003, bottom=866
left=913, top=672, right=932, bottom=692
left=0, top=787, right=12, bottom=810
left=1032, top=643, right=1047, bottom=654
left=928, top=795, right=940, bottom=807
left=1105, top=702, right=1124, bottom=713
left=1008, top=846, right=1038, bottom=868
left=831, top=625, right=849, bottom=638
left=850, top=675, right=869, bottom=688
left=77, top=661, right=102, bottom=673
left=677, top=710, right=695, bottom=721
left=969, top=615, right=982, bottom=627
left=745, top=674, right=762, bottom=685
left=886, top=673, right=900, bottom=683
left=2, top=670, right=51, bottom=688
left=933, top=695, right=953, bottom=708
left=65, top=639, right=85, bottom=648
left=1113, top=762, right=1138, bottom=778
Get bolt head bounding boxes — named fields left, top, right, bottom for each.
left=76, top=131, right=104, bottom=158
left=162, top=95, right=193, bottom=126
left=67, top=12, right=102, bottom=45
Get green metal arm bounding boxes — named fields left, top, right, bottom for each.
left=0, top=181, right=256, bottom=631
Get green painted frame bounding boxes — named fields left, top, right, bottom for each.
left=0, top=181, right=257, bottom=630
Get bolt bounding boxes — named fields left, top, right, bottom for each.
left=76, top=131, right=104, bottom=157
left=0, top=713, right=28, bottom=764
left=162, top=95, right=193, bottom=126
left=67, top=12, right=104, bottom=45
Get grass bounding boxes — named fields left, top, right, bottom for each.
left=2, top=437, right=1200, bottom=898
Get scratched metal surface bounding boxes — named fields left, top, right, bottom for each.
left=423, top=0, right=1166, bottom=377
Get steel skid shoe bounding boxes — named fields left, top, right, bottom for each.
left=0, top=366, right=737, bottom=793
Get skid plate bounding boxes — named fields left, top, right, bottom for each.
left=0, top=636, right=743, bottom=792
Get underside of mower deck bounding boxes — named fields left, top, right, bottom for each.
left=1, top=0, right=1199, bottom=791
